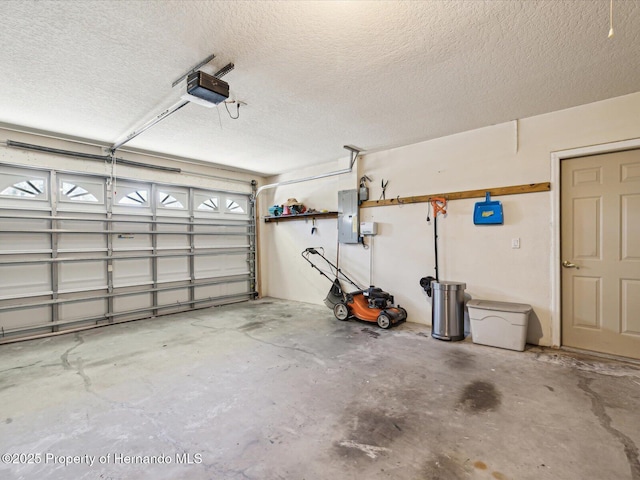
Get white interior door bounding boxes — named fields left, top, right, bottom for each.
left=561, top=149, right=640, bottom=359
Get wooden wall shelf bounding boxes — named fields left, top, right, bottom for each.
left=359, top=182, right=550, bottom=208
left=263, top=211, right=338, bottom=223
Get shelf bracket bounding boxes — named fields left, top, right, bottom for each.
left=344, top=145, right=363, bottom=169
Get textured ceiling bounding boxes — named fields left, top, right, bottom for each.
left=1, top=0, right=638, bottom=176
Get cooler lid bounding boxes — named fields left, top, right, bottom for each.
left=432, top=281, right=466, bottom=291
left=467, top=299, right=532, bottom=313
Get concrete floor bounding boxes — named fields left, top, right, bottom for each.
left=1, top=299, right=639, bottom=480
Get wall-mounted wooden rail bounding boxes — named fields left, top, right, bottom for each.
left=359, top=182, right=550, bottom=208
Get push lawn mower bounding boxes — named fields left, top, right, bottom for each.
left=301, top=247, right=407, bottom=329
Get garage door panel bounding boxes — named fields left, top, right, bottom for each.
left=58, top=219, right=106, bottom=252
left=0, top=217, right=49, bottom=231
left=113, top=234, right=152, bottom=252
left=194, top=228, right=249, bottom=249
left=157, top=223, right=189, bottom=249
left=0, top=233, right=50, bottom=253
left=157, top=236, right=189, bottom=250
left=158, top=257, right=189, bottom=282
left=195, top=281, right=250, bottom=301
left=195, top=254, right=248, bottom=279
left=112, top=219, right=152, bottom=233
left=0, top=263, right=51, bottom=297
left=0, top=304, right=51, bottom=331
left=158, top=288, right=190, bottom=314
left=3, top=326, right=53, bottom=340
left=195, top=236, right=250, bottom=249
left=195, top=284, right=225, bottom=301
left=193, top=224, right=248, bottom=233
left=59, top=260, right=107, bottom=292
left=112, top=217, right=152, bottom=252
left=113, top=293, right=152, bottom=313
left=113, top=258, right=152, bottom=287
left=59, top=299, right=106, bottom=323
left=58, top=234, right=106, bottom=253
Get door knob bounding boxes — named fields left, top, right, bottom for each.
left=562, top=260, right=579, bottom=269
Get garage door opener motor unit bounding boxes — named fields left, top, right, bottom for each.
left=301, top=247, right=407, bottom=329
left=186, top=70, right=230, bottom=106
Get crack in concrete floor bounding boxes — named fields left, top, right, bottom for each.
left=578, top=376, right=640, bottom=480
left=57, top=332, right=190, bottom=457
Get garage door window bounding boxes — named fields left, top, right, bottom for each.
left=0, top=177, right=46, bottom=199
left=59, top=181, right=100, bottom=203
left=158, top=191, right=186, bottom=210
left=225, top=198, right=246, bottom=214
left=118, top=189, right=148, bottom=206
left=197, top=197, right=219, bottom=211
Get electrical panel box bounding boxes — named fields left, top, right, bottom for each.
left=360, top=221, right=377, bottom=236
left=338, top=189, right=359, bottom=244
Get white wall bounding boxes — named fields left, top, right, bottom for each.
left=260, top=91, right=640, bottom=347
left=258, top=158, right=358, bottom=304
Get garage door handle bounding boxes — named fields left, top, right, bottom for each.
left=562, top=260, right=579, bottom=269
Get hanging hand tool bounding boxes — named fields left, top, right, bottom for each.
left=379, top=179, right=389, bottom=201
left=311, top=218, right=317, bottom=235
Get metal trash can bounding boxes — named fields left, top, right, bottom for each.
left=431, top=281, right=466, bottom=341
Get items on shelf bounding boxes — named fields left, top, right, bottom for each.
left=263, top=210, right=337, bottom=223
left=265, top=198, right=336, bottom=223
left=269, top=198, right=309, bottom=216
left=268, top=205, right=283, bottom=216
left=284, top=198, right=306, bottom=215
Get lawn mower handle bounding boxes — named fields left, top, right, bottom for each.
left=300, top=247, right=362, bottom=291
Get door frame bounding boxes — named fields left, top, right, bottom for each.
left=550, top=137, right=640, bottom=348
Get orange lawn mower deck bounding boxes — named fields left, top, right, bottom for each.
left=301, top=248, right=407, bottom=329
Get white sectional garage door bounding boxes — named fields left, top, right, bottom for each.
left=0, top=165, right=256, bottom=342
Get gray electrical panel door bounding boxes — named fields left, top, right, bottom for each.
left=338, top=189, right=359, bottom=244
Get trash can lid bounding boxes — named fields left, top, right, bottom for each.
left=432, top=281, right=466, bottom=291
left=467, top=299, right=532, bottom=313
